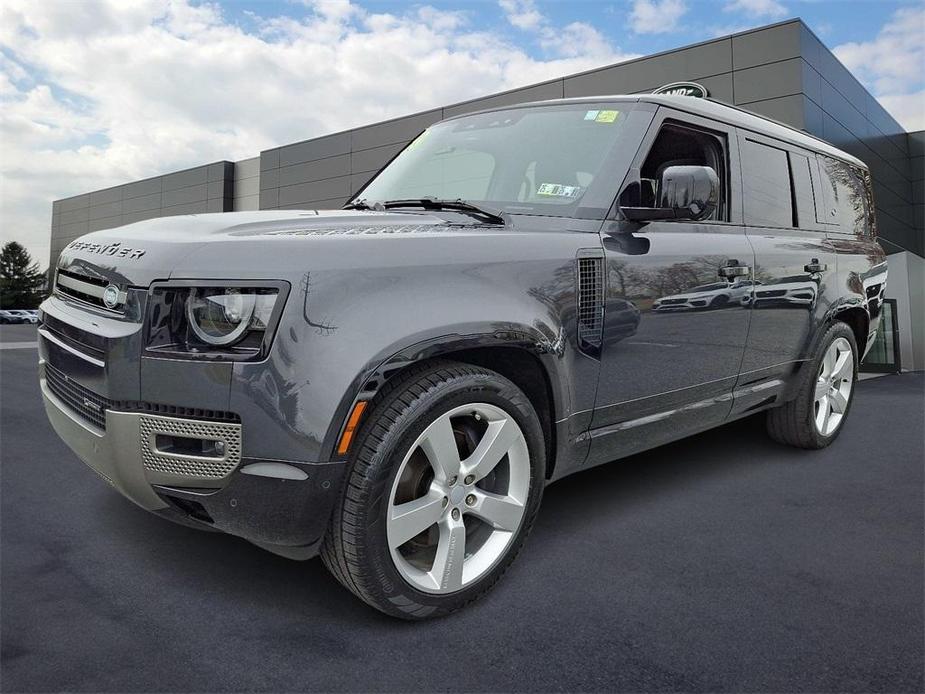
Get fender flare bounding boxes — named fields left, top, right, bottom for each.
left=319, top=322, right=571, bottom=462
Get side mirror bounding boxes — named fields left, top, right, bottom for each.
left=621, top=165, right=719, bottom=222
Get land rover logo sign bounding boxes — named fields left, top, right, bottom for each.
left=102, top=284, right=121, bottom=309
left=653, top=82, right=709, bottom=98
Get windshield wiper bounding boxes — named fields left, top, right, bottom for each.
left=342, top=198, right=371, bottom=210
left=343, top=197, right=507, bottom=225
left=381, top=198, right=506, bottom=225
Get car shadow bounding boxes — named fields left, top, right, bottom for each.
left=96, top=410, right=799, bottom=625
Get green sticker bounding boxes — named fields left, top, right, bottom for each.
left=595, top=110, right=619, bottom=123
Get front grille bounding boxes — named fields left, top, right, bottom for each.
left=44, top=362, right=109, bottom=430
left=757, top=289, right=786, bottom=298
left=660, top=298, right=688, bottom=305
left=45, top=362, right=240, bottom=428
left=577, top=256, right=604, bottom=351
left=113, top=401, right=241, bottom=423
left=139, top=414, right=242, bottom=479
left=55, top=268, right=122, bottom=313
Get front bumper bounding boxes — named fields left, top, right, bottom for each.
left=40, top=363, right=346, bottom=558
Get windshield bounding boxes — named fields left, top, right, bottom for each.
left=355, top=104, right=631, bottom=216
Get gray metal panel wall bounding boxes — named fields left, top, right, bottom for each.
left=908, top=131, right=924, bottom=239
left=49, top=162, right=234, bottom=270
left=797, top=24, right=919, bottom=256
left=233, top=157, right=260, bottom=211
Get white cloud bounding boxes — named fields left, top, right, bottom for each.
left=723, top=0, right=788, bottom=19
left=0, top=0, right=635, bottom=267
left=498, top=0, right=622, bottom=61
left=629, top=0, right=687, bottom=35
left=499, top=0, right=544, bottom=30
left=876, top=91, right=925, bottom=132
left=833, top=7, right=925, bottom=131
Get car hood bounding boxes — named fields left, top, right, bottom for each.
left=54, top=209, right=500, bottom=287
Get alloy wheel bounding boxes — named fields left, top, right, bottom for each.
left=386, top=402, right=530, bottom=594
left=813, top=337, right=854, bottom=436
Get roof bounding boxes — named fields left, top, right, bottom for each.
left=445, top=94, right=867, bottom=170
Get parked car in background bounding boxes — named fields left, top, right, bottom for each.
left=39, top=95, right=886, bottom=619
left=7, top=310, right=38, bottom=324
left=0, top=310, right=28, bottom=324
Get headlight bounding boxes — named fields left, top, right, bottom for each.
left=186, top=288, right=275, bottom=346
left=146, top=282, right=288, bottom=360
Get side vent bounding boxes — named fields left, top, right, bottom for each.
left=577, top=253, right=604, bottom=356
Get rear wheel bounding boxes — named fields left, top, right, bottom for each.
left=321, top=361, right=545, bottom=619
left=767, top=322, right=858, bottom=449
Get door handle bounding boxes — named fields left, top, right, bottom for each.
left=804, top=259, right=828, bottom=273
left=718, top=260, right=750, bottom=279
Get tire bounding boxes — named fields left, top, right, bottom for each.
left=321, top=360, right=545, bottom=619
left=709, top=294, right=729, bottom=309
left=766, top=321, right=858, bottom=449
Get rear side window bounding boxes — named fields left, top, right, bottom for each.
left=817, top=156, right=872, bottom=236
left=742, top=140, right=793, bottom=227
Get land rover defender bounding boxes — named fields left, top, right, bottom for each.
left=39, top=95, right=887, bottom=618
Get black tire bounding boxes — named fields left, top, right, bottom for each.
left=321, top=360, right=545, bottom=619
left=766, top=321, right=858, bottom=449
left=709, top=294, right=729, bottom=309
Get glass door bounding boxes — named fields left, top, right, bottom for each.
left=862, top=298, right=901, bottom=373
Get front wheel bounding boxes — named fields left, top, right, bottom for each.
left=766, top=322, right=858, bottom=448
left=321, top=360, right=545, bottom=619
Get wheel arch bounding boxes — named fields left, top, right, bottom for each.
left=322, top=328, right=567, bottom=479
left=831, top=305, right=869, bottom=359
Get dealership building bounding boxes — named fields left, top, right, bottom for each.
left=49, top=19, right=923, bottom=372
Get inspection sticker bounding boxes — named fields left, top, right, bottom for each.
left=537, top=183, right=581, bottom=197
left=584, top=109, right=619, bottom=123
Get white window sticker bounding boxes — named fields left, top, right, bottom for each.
left=584, top=110, right=600, bottom=121
left=537, top=183, right=581, bottom=198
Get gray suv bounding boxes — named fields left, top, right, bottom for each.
left=39, top=95, right=887, bottom=618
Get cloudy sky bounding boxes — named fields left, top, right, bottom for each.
left=1, top=0, right=922, bottom=267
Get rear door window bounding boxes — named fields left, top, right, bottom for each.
left=742, top=140, right=793, bottom=228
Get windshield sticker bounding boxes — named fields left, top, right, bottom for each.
left=537, top=183, right=581, bottom=198
left=584, top=109, right=619, bottom=123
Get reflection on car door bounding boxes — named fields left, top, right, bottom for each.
left=730, top=133, right=837, bottom=417
left=586, top=109, right=754, bottom=467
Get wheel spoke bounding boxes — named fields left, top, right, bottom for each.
left=429, top=517, right=466, bottom=592
left=814, top=377, right=829, bottom=400
left=830, top=388, right=849, bottom=414
left=463, top=417, right=519, bottom=482
left=822, top=345, right=836, bottom=377
left=469, top=489, right=524, bottom=531
left=419, top=414, right=461, bottom=484
left=389, top=490, right=444, bottom=548
left=815, top=394, right=829, bottom=432
left=833, top=349, right=853, bottom=381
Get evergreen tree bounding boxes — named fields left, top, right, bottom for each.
left=0, top=242, right=46, bottom=309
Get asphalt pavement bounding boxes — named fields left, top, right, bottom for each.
left=1, top=334, right=922, bottom=692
